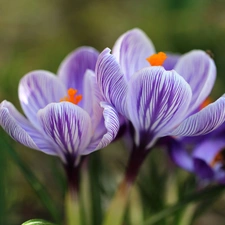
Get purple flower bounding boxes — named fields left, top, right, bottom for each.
left=96, top=28, right=225, bottom=152
left=0, top=47, right=120, bottom=166
left=168, top=122, right=225, bottom=184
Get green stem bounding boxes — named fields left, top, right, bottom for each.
left=103, top=145, right=149, bottom=225
left=65, top=188, right=81, bottom=225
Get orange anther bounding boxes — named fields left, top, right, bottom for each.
left=60, top=88, right=82, bottom=105
left=146, top=52, right=167, bottom=66
left=200, top=97, right=212, bottom=110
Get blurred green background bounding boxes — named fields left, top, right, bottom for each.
left=1, top=0, right=225, bottom=224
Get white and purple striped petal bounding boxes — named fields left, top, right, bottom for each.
left=112, top=28, right=155, bottom=81
left=126, top=67, right=192, bottom=148
left=58, top=46, right=99, bottom=97
left=170, top=95, right=225, bottom=136
left=19, top=70, right=67, bottom=128
left=37, top=102, right=93, bottom=164
left=96, top=48, right=128, bottom=116
left=0, top=100, right=57, bottom=155
left=83, top=102, right=120, bottom=154
left=174, top=50, right=216, bottom=114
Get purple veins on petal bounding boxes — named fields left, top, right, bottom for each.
left=112, top=28, right=155, bottom=80
left=37, top=102, right=92, bottom=164
left=19, top=70, right=67, bottom=128
left=126, top=66, right=192, bottom=148
left=0, top=100, right=57, bottom=155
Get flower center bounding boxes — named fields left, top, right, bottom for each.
left=60, top=88, right=82, bottom=105
left=210, top=149, right=225, bottom=169
left=146, top=52, right=167, bottom=66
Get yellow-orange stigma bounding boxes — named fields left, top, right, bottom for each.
left=200, top=97, right=212, bottom=110
left=146, top=52, right=167, bottom=66
left=210, top=152, right=223, bottom=168
left=60, top=88, right=82, bottom=105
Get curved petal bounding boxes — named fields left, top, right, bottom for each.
left=37, top=102, right=92, bottom=164
left=19, top=70, right=67, bottom=128
left=193, top=138, right=225, bottom=164
left=174, top=50, right=216, bottom=114
left=96, top=48, right=128, bottom=115
left=163, top=53, right=180, bottom=70
left=193, top=158, right=214, bottom=180
left=126, top=67, right=192, bottom=148
left=112, top=28, right=155, bottom=81
left=58, top=46, right=99, bottom=96
left=170, top=95, right=225, bottom=136
left=83, top=102, right=120, bottom=154
left=0, top=101, right=57, bottom=155
left=82, top=69, right=103, bottom=130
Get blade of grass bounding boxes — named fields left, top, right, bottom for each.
left=142, top=185, right=225, bottom=225
left=1, top=135, right=61, bottom=224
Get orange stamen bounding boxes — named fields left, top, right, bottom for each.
left=210, top=152, right=223, bottom=167
left=200, top=97, right=212, bottom=110
left=146, top=52, right=167, bottom=66
left=60, top=88, right=82, bottom=105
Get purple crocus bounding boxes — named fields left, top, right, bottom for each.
left=95, top=28, right=225, bottom=184
left=0, top=47, right=119, bottom=173
left=168, top=121, right=225, bottom=185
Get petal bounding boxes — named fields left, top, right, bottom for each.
left=126, top=67, right=192, bottom=148
left=82, top=69, right=103, bottom=130
left=168, top=138, right=193, bottom=172
left=96, top=48, right=128, bottom=115
left=170, top=95, right=225, bottom=136
left=83, top=102, right=120, bottom=154
left=37, top=102, right=93, bottom=163
left=58, top=46, right=99, bottom=95
left=95, top=102, right=120, bottom=150
left=193, top=158, right=214, bottom=180
left=163, top=53, right=180, bottom=70
left=0, top=101, right=57, bottom=155
left=19, top=70, right=67, bottom=128
left=192, top=138, right=225, bottom=164
left=112, top=28, right=155, bottom=81
left=174, top=50, right=216, bottom=114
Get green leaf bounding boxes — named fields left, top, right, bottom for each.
left=142, top=185, right=225, bottom=225
left=1, top=134, right=61, bottom=224
left=22, top=219, right=56, bottom=225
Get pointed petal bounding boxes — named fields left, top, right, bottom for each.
left=96, top=48, right=128, bottom=115
left=174, top=50, right=216, bottom=113
left=37, top=102, right=92, bottom=162
left=19, top=70, right=67, bottom=128
left=168, top=138, right=193, bottom=172
left=0, top=101, right=57, bottom=155
left=112, top=28, right=155, bottom=80
left=126, top=67, right=192, bottom=147
left=163, top=53, right=180, bottom=70
left=58, top=46, right=99, bottom=95
left=170, top=95, right=225, bottom=136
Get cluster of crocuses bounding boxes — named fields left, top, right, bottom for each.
left=1, top=28, right=225, bottom=202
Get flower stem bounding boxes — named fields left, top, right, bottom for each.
left=103, top=145, right=149, bottom=225
left=64, top=161, right=82, bottom=225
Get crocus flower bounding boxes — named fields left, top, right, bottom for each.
left=0, top=47, right=120, bottom=168
left=95, top=28, right=225, bottom=183
left=168, top=121, right=225, bottom=185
